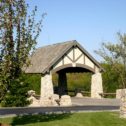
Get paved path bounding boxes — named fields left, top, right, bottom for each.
left=71, top=97, right=120, bottom=106
left=0, top=98, right=120, bottom=117
left=0, top=106, right=119, bottom=117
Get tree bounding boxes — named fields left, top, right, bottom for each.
left=95, top=32, right=126, bottom=88
left=0, top=0, right=45, bottom=106
left=101, top=63, right=120, bottom=94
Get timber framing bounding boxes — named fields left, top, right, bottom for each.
left=25, top=40, right=103, bottom=74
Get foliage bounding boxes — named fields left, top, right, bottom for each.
left=67, top=73, right=91, bottom=91
left=95, top=32, right=126, bottom=88
left=101, top=63, right=120, bottom=93
left=0, top=112, right=126, bottom=126
left=1, top=74, right=30, bottom=107
left=52, top=72, right=91, bottom=96
left=24, top=74, right=41, bottom=94
left=0, top=0, right=45, bottom=106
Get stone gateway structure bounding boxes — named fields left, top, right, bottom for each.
left=25, top=40, right=103, bottom=106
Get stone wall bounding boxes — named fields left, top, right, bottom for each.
left=116, top=89, right=122, bottom=99
left=116, top=89, right=126, bottom=118
left=120, top=89, right=126, bottom=118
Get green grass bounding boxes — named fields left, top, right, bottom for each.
left=0, top=112, right=126, bottom=126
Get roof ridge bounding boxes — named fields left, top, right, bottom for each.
left=37, top=40, right=76, bottom=50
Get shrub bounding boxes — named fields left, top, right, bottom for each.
left=1, top=75, right=30, bottom=107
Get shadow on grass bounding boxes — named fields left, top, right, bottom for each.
left=11, top=113, right=72, bottom=126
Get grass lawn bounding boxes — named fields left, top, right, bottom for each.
left=0, top=112, right=126, bottom=126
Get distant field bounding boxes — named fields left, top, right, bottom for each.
left=0, top=112, right=126, bottom=126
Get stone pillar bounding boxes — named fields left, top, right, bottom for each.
left=40, top=72, right=55, bottom=106
left=120, top=89, right=126, bottom=118
left=91, top=72, right=103, bottom=98
left=58, top=72, right=68, bottom=96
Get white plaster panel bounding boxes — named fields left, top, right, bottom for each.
left=75, top=55, right=84, bottom=64
left=64, top=56, right=72, bottom=64
left=85, top=56, right=94, bottom=68
left=74, top=48, right=82, bottom=60
left=67, top=49, right=73, bottom=60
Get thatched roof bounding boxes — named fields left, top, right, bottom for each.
left=25, top=40, right=102, bottom=74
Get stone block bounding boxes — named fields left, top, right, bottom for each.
left=75, top=93, right=83, bottom=98
left=52, top=94, right=60, bottom=101
left=27, top=96, right=40, bottom=107
left=60, top=95, right=72, bottom=106
left=40, top=97, right=58, bottom=107
left=116, top=89, right=122, bottom=99
left=116, top=89, right=126, bottom=99
left=28, top=90, right=36, bottom=96
left=120, top=89, right=126, bottom=118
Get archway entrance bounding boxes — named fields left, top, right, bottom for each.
left=53, top=67, right=93, bottom=96
left=25, top=40, right=103, bottom=106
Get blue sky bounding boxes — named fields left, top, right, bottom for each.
left=26, top=0, right=126, bottom=61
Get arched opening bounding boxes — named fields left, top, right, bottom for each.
left=52, top=64, right=95, bottom=73
left=52, top=66, right=94, bottom=96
